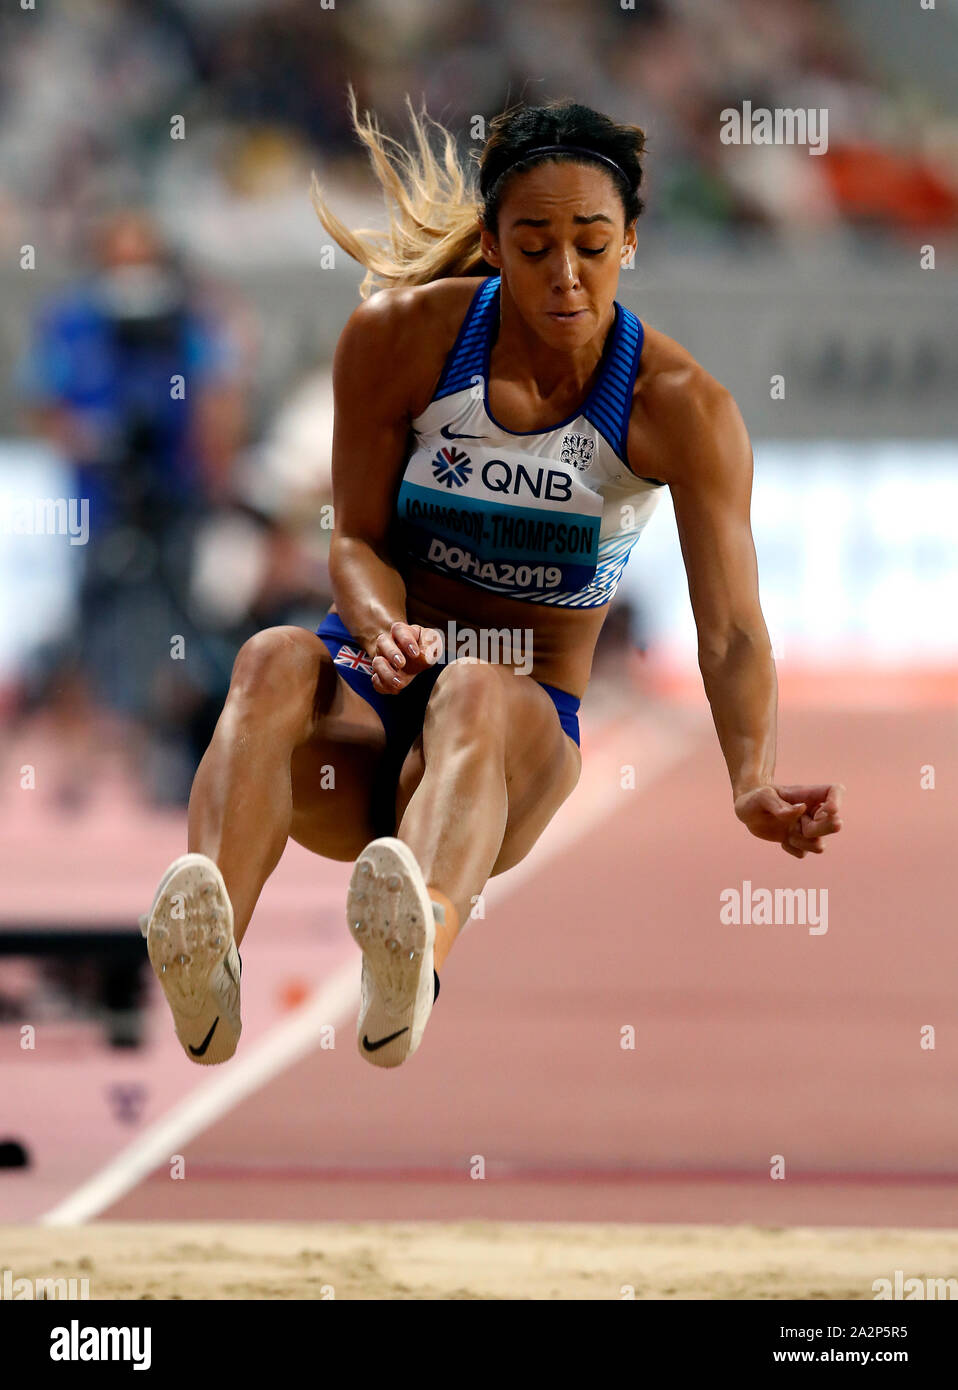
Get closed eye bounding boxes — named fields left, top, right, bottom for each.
left=520, top=246, right=609, bottom=258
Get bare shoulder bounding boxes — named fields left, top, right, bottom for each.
left=334, top=277, right=490, bottom=419
left=627, top=324, right=750, bottom=488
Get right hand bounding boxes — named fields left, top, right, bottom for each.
left=369, top=621, right=444, bottom=694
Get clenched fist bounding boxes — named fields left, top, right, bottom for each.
left=734, top=783, right=845, bottom=859
left=369, top=621, right=445, bottom=695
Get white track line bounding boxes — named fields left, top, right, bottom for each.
left=42, top=957, right=360, bottom=1226
left=482, top=709, right=698, bottom=910
left=42, top=709, right=698, bottom=1226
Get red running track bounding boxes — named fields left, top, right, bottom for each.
left=96, top=699, right=958, bottom=1228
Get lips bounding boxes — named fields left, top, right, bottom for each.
left=547, top=309, right=587, bottom=321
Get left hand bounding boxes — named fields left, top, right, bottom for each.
left=734, top=783, right=845, bottom=858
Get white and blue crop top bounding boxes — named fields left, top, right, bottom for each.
left=394, top=274, right=664, bottom=609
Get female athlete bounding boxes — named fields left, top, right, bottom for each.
left=142, top=93, right=844, bottom=1070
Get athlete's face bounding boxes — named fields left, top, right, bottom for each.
left=479, top=162, right=637, bottom=349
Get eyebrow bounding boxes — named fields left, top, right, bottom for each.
left=511, top=214, right=614, bottom=228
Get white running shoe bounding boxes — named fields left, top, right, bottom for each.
left=140, top=853, right=242, bottom=1066
left=347, top=837, right=439, bottom=1069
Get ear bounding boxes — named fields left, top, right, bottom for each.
left=621, top=219, right=637, bottom=267
left=478, top=216, right=502, bottom=270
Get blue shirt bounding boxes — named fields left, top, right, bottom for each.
left=18, top=281, right=236, bottom=526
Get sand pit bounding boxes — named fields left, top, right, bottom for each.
left=3, top=1222, right=958, bottom=1300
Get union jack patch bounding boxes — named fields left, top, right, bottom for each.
left=559, top=432, right=595, bottom=471
left=334, top=644, right=374, bottom=675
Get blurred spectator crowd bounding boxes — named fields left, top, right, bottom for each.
left=4, top=208, right=333, bottom=807
left=1, top=0, right=957, bottom=270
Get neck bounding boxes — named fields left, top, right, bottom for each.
left=492, top=278, right=616, bottom=402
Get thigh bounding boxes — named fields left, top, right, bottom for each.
left=393, top=665, right=582, bottom=876
left=288, top=646, right=389, bottom=861
left=489, top=676, right=582, bottom=875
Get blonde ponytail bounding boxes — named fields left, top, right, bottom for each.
left=310, top=86, right=487, bottom=298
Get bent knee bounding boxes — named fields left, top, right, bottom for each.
left=229, top=626, right=325, bottom=715
left=428, top=659, right=510, bottom=730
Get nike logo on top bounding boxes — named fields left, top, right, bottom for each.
left=439, top=423, right=485, bottom=441
left=362, top=1027, right=409, bottom=1052
left=189, top=1017, right=219, bottom=1057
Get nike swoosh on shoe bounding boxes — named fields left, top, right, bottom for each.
left=188, top=1017, right=219, bottom=1057
left=361, top=1027, right=409, bottom=1052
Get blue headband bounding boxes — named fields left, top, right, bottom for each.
left=491, top=143, right=630, bottom=190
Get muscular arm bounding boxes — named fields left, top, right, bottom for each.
left=665, top=377, right=776, bottom=798
left=327, top=287, right=456, bottom=692
left=642, top=360, right=843, bottom=855
left=328, top=291, right=416, bottom=653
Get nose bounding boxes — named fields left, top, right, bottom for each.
left=551, top=248, right=580, bottom=293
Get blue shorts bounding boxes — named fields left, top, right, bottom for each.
left=316, top=610, right=580, bottom=837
